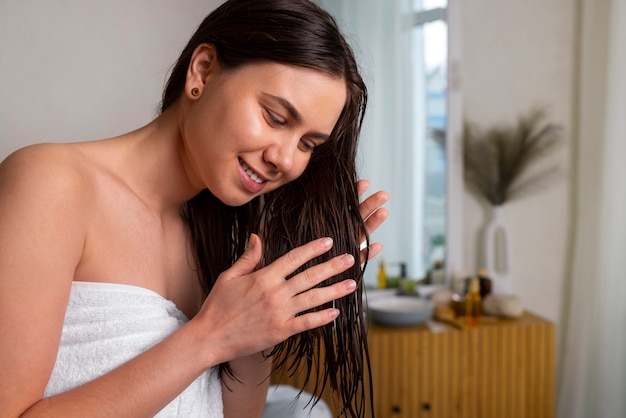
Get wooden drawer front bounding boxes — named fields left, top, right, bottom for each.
left=368, top=313, right=555, bottom=418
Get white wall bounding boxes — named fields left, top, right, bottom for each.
left=0, top=0, right=221, bottom=160
left=460, top=0, right=577, bottom=323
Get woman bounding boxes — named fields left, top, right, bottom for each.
left=0, top=0, right=388, bottom=417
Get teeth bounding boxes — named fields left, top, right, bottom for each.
left=249, top=172, right=262, bottom=183
left=240, top=160, right=264, bottom=184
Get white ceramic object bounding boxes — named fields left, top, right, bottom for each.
left=367, top=295, right=434, bottom=327
left=484, top=205, right=512, bottom=293
left=482, top=294, right=524, bottom=318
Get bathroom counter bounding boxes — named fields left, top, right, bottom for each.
left=272, top=311, right=555, bottom=418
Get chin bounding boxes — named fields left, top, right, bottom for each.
left=216, top=192, right=257, bottom=208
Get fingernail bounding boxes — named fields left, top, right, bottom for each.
left=329, top=309, right=340, bottom=319
left=344, top=280, right=357, bottom=291
left=247, top=234, right=256, bottom=250
left=321, top=237, right=333, bottom=249
left=341, top=254, right=355, bottom=267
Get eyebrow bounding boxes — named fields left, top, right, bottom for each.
left=263, top=93, right=331, bottom=142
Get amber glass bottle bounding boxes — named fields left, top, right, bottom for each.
left=377, top=259, right=387, bottom=289
left=465, top=277, right=482, bottom=327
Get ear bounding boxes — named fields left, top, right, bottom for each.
left=184, top=43, right=219, bottom=100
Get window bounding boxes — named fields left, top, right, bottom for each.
left=316, top=0, right=461, bottom=285
left=411, top=1, right=448, bottom=276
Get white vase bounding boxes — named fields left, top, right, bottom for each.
left=483, top=205, right=512, bottom=294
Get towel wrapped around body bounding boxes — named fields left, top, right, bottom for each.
left=44, top=281, right=223, bottom=417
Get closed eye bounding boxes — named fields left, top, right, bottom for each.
left=263, top=108, right=287, bottom=127
left=299, top=138, right=317, bottom=153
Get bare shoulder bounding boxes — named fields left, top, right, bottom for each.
left=0, top=142, right=93, bottom=290
left=0, top=142, right=93, bottom=269
left=0, top=143, right=92, bottom=194
left=0, top=143, right=101, bottom=222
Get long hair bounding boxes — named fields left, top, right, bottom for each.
left=160, top=1, right=371, bottom=416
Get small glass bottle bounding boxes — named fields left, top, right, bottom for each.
left=465, top=277, right=482, bottom=327
left=377, top=259, right=387, bottom=289
left=465, top=268, right=493, bottom=297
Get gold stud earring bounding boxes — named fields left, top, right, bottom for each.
left=191, top=87, right=200, bottom=97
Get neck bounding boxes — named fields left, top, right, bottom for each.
left=110, top=105, right=202, bottom=217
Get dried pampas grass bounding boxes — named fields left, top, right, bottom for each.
left=462, top=109, right=562, bottom=206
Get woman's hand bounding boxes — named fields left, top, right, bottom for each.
left=356, top=179, right=389, bottom=263
left=192, top=234, right=356, bottom=364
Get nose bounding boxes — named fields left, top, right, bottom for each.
left=263, top=136, right=298, bottom=173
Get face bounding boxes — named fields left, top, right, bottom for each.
left=181, top=52, right=347, bottom=207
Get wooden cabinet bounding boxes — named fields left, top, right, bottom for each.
left=273, top=311, right=555, bottom=418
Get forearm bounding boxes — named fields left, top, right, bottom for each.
left=21, top=322, right=213, bottom=418
left=222, top=352, right=272, bottom=418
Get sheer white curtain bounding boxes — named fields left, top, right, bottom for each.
left=317, top=0, right=419, bottom=282
left=557, top=0, right=626, bottom=417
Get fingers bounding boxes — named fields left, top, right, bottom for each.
left=356, top=181, right=389, bottom=241
left=287, top=252, right=355, bottom=296
left=357, top=179, right=370, bottom=197
left=363, top=206, right=388, bottom=236
left=254, top=242, right=357, bottom=337
left=270, top=237, right=335, bottom=280
left=225, top=233, right=263, bottom=277
left=288, top=307, right=342, bottom=334
left=356, top=181, right=389, bottom=260
left=280, top=307, right=341, bottom=336
left=282, top=251, right=356, bottom=334
left=358, top=192, right=389, bottom=255
left=290, top=277, right=356, bottom=313
left=286, top=279, right=356, bottom=334
left=359, top=190, right=390, bottom=223
left=273, top=241, right=357, bottom=333
left=360, top=242, right=383, bottom=263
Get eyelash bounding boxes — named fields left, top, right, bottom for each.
left=263, top=108, right=316, bottom=153
left=264, top=109, right=286, bottom=127
left=299, top=140, right=316, bottom=153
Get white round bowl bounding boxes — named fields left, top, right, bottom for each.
left=367, top=295, right=434, bottom=327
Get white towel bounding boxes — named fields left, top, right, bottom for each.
left=263, top=385, right=332, bottom=418
left=44, top=281, right=223, bottom=417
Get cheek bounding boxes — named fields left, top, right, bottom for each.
left=292, top=154, right=312, bottom=178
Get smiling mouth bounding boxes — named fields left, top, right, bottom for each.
left=239, top=158, right=265, bottom=184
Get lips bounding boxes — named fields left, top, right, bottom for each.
left=239, top=158, right=264, bottom=184
left=238, top=158, right=267, bottom=194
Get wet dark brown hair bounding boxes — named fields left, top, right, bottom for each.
left=160, top=1, right=372, bottom=416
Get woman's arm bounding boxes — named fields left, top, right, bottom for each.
left=221, top=352, right=272, bottom=418
left=22, top=324, right=219, bottom=417
left=0, top=146, right=91, bottom=416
